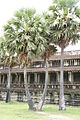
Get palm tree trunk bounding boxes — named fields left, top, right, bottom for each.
left=37, top=59, right=48, bottom=111
left=6, top=66, right=11, bottom=103
left=59, top=47, right=66, bottom=110
left=24, top=64, right=34, bottom=110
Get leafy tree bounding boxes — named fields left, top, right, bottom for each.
left=37, top=44, right=57, bottom=111
left=36, top=14, right=57, bottom=111
left=0, top=37, right=17, bottom=103
left=49, top=0, right=80, bottom=110
left=3, top=8, right=37, bottom=109
left=3, top=8, right=48, bottom=110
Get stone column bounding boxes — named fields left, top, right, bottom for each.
left=50, top=61, right=52, bottom=67
left=68, top=72, right=73, bottom=84
left=2, top=74, right=5, bottom=84
left=15, top=73, right=18, bottom=83
left=74, top=60, right=77, bottom=65
left=69, top=60, right=71, bottom=66
left=71, top=72, right=74, bottom=84
left=18, top=74, right=21, bottom=86
left=0, top=74, right=1, bottom=84
left=34, top=73, right=37, bottom=83
left=37, top=74, right=40, bottom=83
left=48, top=73, right=50, bottom=84
left=27, top=74, right=30, bottom=83
left=56, top=72, right=60, bottom=84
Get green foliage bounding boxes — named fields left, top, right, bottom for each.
left=1, top=0, right=80, bottom=67
left=2, top=8, right=51, bottom=67
left=0, top=36, right=17, bottom=67
left=52, top=0, right=79, bottom=9
left=49, top=0, right=80, bottom=48
left=0, top=37, right=7, bottom=63
left=75, top=8, right=80, bottom=17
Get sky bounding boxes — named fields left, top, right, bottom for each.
left=0, top=0, right=80, bottom=51
left=0, top=0, right=52, bottom=34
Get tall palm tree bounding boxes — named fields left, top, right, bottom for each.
left=18, top=42, right=35, bottom=110
left=49, top=0, right=80, bottom=110
left=0, top=38, right=11, bottom=102
left=5, top=55, right=17, bottom=103
left=15, top=10, right=48, bottom=110
left=3, top=8, right=37, bottom=110
left=37, top=44, right=57, bottom=111
left=0, top=37, right=17, bottom=102
left=3, top=8, right=48, bottom=110
left=35, top=13, right=57, bottom=111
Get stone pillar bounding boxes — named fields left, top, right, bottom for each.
left=0, top=74, right=1, bottom=84
left=48, top=73, right=50, bottom=84
left=37, top=74, right=40, bottom=83
left=50, top=61, right=52, bottom=67
left=14, top=73, right=18, bottom=84
left=18, top=74, right=21, bottom=86
left=2, top=74, right=5, bottom=84
left=34, top=73, right=37, bottom=83
left=74, top=60, right=77, bottom=65
left=69, top=60, right=71, bottom=66
left=56, top=72, right=60, bottom=83
left=27, top=74, right=30, bottom=83
left=68, top=72, right=73, bottom=84
left=71, top=72, right=74, bottom=84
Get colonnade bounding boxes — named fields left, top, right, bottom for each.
left=0, top=71, right=76, bottom=85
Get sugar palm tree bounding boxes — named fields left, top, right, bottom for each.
left=35, top=13, right=57, bottom=111
left=3, top=8, right=37, bottom=109
left=5, top=55, right=17, bottom=103
left=37, top=43, right=57, bottom=111
left=49, top=0, right=80, bottom=110
left=3, top=8, right=48, bottom=110
left=15, top=10, right=49, bottom=110
left=0, top=37, right=17, bottom=103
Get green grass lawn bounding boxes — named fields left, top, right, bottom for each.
left=0, top=101, right=80, bottom=120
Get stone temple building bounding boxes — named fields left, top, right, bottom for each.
left=0, top=50, right=80, bottom=105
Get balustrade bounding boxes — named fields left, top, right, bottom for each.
left=0, top=82, right=80, bottom=91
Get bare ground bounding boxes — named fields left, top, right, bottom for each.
left=36, top=112, right=73, bottom=120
